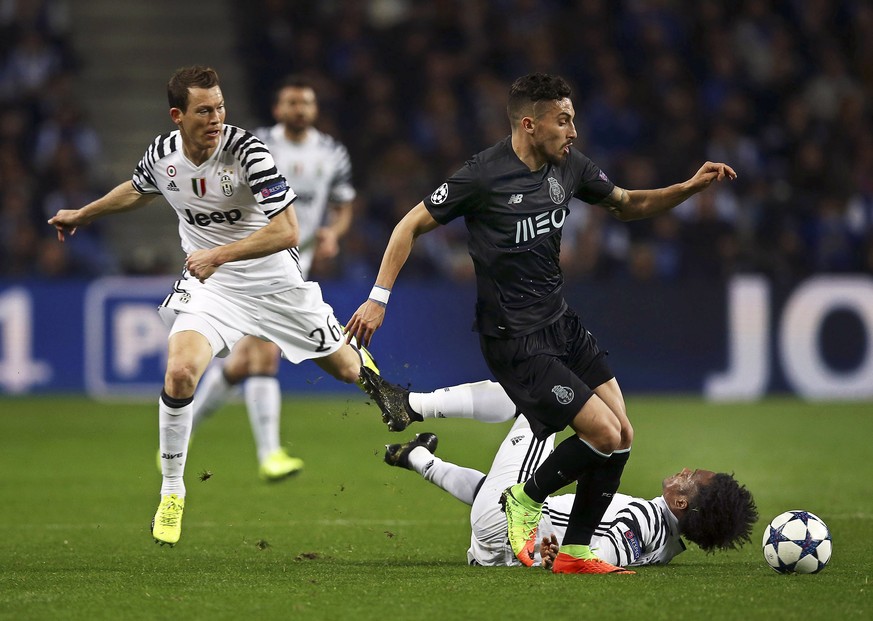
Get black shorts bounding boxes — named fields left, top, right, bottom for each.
left=479, top=307, right=613, bottom=441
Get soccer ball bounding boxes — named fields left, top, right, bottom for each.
left=762, top=510, right=832, bottom=574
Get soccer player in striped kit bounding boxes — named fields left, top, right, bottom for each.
left=48, top=66, right=386, bottom=546
left=384, top=416, right=758, bottom=569
left=192, top=75, right=358, bottom=482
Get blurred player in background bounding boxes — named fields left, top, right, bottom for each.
left=384, top=416, right=758, bottom=568
left=48, top=66, right=384, bottom=546
left=192, top=75, right=357, bottom=482
left=346, top=72, right=737, bottom=574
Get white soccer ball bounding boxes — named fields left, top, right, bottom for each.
left=762, top=510, right=832, bottom=574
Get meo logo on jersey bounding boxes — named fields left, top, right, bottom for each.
left=515, top=207, right=567, bottom=243
left=431, top=183, right=448, bottom=204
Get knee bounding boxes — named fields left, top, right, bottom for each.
left=621, top=421, right=634, bottom=450
left=164, top=361, right=200, bottom=399
left=222, top=357, right=248, bottom=383
left=601, top=424, right=622, bottom=454
left=584, top=415, right=622, bottom=454
left=259, top=355, right=280, bottom=376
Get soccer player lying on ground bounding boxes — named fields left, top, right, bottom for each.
left=384, top=416, right=758, bottom=569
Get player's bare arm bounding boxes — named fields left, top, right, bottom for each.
left=186, top=204, right=300, bottom=282
left=345, top=202, right=440, bottom=347
left=47, top=181, right=156, bottom=241
left=314, top=199, right=354, bottom=261
left=598, top=161, right=737, bottom=222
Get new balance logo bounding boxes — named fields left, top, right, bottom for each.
left=508, top=194, right=523, bottom=204
left=166, top=181, right=180, bottom=192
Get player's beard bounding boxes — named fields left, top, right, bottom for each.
left=538, top=138, right=571, bottom=167
left=285, top=116, right=309, bottom=133
left=545, top=148, right=569, bottom=167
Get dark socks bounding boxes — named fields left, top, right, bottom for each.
left=523, top=435, right=609, bottom=503
left=563, top=449, right=631, bottom=545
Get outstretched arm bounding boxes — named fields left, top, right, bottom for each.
left=345, top=202, right=440, bottom=348
left=598, top=161, right=736, bottom=222
left=47, top=181, right=156, bottom=241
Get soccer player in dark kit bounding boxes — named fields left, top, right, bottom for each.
left=346, top=73, right=736, bottom=574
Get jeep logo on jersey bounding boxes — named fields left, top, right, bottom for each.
left=183, top=208, right=242, bottom=227
left=547, top=177, right=565, bottom=204
left=551, top=385, right=574, bottom=405
left=220, top=174, right=233, bottom=197
left=515, top=207, right=567, bottom=244
left=431, top=183, right=448, bottom=205
left=192, top=177, right=207, bottom=197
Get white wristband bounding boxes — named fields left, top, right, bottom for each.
left=368, top=285, right=391, bottom=307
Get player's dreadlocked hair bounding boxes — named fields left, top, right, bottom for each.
left=167, top=66, right=220, bottom=111
left=507, top=73, right=572, bottom=124
left=679, top=473, right=758, bottom=553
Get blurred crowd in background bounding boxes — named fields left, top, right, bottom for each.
left=0, top=0, right=116, bottom=278
left=3, top=0, right=873, bottom=285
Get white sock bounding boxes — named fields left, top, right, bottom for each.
left=245, top=376, right=282, bottom=463
left=192, top=364, right=239, bottom=428
left=408, top=380, right=517, bottom=423
left=159, top=397, right=193, bottom=497
left=408, top=448, right=486, bottom=505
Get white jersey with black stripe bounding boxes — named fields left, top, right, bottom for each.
left=467, top=416, right=686, bottom=567
left=542, top=492, right=686, bottom=567
left=255, top=124, right=355, bottom=278
left=132, top=124, right=302, bottom=295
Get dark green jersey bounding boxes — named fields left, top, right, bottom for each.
left=424, top=137, right=614, bottom=337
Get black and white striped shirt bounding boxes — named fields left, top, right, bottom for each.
left=132, top=124, right=301, bottom=295
left=542, top=492, right=686, bottom=566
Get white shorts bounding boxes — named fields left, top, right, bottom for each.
left=158, top=278, right=344, bottom=363
left=467, top=416, right=562, bottom=566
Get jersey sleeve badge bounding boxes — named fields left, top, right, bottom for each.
left=430, top=183, right=448, bottom=204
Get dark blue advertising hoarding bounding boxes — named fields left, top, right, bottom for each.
left=0, top=275, right=871, bottom=400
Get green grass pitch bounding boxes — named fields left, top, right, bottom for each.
left=1, top=395, right=870, bottom=620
